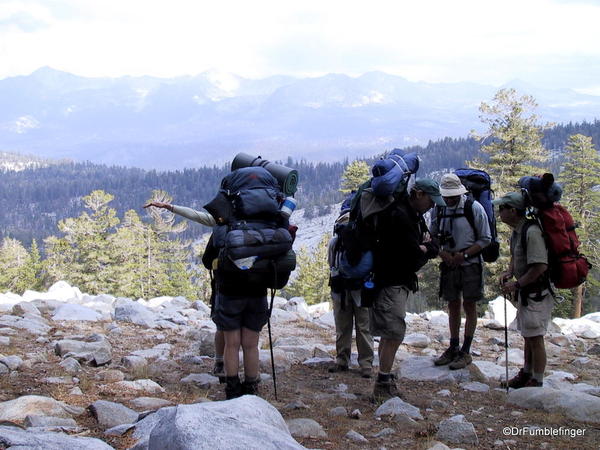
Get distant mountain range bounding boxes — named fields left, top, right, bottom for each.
left=1, top=67, right=599, bottom=169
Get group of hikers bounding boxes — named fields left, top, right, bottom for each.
left=145, top=152, right=589, bottom=403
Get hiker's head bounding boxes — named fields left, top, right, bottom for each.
left=439, top=174, right=467, bottom=207
left=411, top=178, right=445, bottom=213
left=494, top=192, right=526, bottom=225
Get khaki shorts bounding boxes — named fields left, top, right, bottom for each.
left=440, top=262, right=484, bottom=303
left=516, top=292, right=554, bottom=337
left=369, top=286, right=409, bottom=341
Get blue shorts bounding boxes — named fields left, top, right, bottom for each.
left=212, top=292, right=269, bottom=332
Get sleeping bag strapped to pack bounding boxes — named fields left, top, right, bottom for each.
left=518, top=173, right=591, bottom=289
left=207, top=166, right=296, bottom=289
left=454, top=168, right=500, bottom=263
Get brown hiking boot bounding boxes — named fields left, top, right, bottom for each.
left=242, top=377, right=261, bottom=396
left=328, top=364, right=349, bottom=373
left=225, top=376, right=243, bottom=400
left=371, top=375, right=399, bottom=403
left=500, top=369, right=532, bottom=389
left=523, top=378, right=543, bottom=388
left=434, top=347, right=458, bottom=366
left=449, top=351, right=473, bottom=370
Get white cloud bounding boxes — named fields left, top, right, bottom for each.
left=0, top=0, right=599, bottom=90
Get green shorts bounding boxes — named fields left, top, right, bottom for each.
left=440, top=262, right=484, bottom=303
left=369, top=286, right=409, bottom=341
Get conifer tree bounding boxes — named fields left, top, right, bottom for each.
left=339, top=160, right=370, bottom=193
left=470, top=88, right=549, bottom=194
left=44, top=190, right=119, bottom=293
left=285, top=235, right=330, bottom=305
left=558, top=134, right=600, bottom=317
left=0, top=237, right=37, bottom=293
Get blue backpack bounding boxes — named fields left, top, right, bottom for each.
left=370, top=149, right=420, bottom=197
left=454, top=168, right=500, bottom=263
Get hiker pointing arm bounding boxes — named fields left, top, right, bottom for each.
left=144, top=202, right=217, bottom=227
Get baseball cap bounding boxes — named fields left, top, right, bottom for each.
left=414, top=178, right=445, bottom=207
left=492, top=192, right=526, bottom=210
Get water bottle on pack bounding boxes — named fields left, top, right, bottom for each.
left=280, top=197, right=297, bottom=218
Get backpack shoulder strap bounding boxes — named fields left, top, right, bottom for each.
left=520, top=219, right=538, bottom=254
left=463, top=198, right=476, bottom=234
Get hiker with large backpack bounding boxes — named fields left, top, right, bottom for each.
left=327, top=193, right=374, bottom=378
left=367, top=178, right=442, bottom=402
left=143, top=201, right=226, bottom=383
left=201, top=164, right=297, bottom=399
left=496, top=192, right=553, bottom=388
left=430, top=173, right=492, bottom=370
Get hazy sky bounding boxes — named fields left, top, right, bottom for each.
left=2, top=0, right=600, bottom=93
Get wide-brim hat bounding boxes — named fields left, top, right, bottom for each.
left=439, top=173, right=468, bottom=197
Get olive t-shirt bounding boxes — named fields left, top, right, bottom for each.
left=510, top=218, right=548, bottom=278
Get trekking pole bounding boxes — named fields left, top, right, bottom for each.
left=268, top=287, right=278, bottom=400
left=504, top=292, right=511, bottom=394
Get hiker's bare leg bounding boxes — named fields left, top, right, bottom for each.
left=378, top=338, right=402, bottom=373
left=448, top=299, right=461, bottom=341
left=463, top=301, right=477, bottom=339
left=223, top=329, right=241, bottom=377
left=528, top=335, right=546, bottom=374
left=523, top=337, right=532, bottom=372
left=215, top=330, right=225, bottom=358
left=241, top=327, right=260, bottom=379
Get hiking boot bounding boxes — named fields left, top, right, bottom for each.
left=225, top=376, right=243, bottom=400
left=212, top=360, right=226, bottom=384
left=371, top=375, right=399, bottom=403
left=360, top=367, right=373, bottom=379
left=449, top=351, right=472, bottom=370
left=434, top=347, right=458, bottom=366
left=328, top=364, right=349, bottom=373
left=523, top=378, right=543, bottom=388
left=242, top=377, right=260, bottom=396
left=500, top=369, right=531, bottom=389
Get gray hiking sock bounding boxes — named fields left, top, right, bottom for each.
left=215, top=355, right=224, bottom=362
left=533, top=372, right=544, bottom=382
left=377, top=372, right=391, bottom=382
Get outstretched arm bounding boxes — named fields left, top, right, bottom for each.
left=144, top=202, right=217, bottom=227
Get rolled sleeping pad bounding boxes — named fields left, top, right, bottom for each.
left=231, top=152, right=299, bottom=196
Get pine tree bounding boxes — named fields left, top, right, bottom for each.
left=558, top=134, right=600, bottom=317
left=470, top=88, right=549, bottom=194
left=0, top=237, right=36, bottom=294
left=339, top=160, right=370, bottom=193
left=285, top=235, right=331, bottom=305
left=44, top=190, right=120, bottom=293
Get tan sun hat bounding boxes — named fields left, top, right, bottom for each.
left=439, top=173, right=468, bottom=197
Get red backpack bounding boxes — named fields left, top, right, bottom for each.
left=519, top=174, right=591, bottom=289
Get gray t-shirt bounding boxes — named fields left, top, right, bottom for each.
left=430, top=195, right=492, bottom=265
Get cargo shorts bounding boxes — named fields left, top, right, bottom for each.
left=212, top=292, right=269, bottom=332
left=369, top=286, right=410, bottom=341
left=516, top=292, right=554, bottom=338
left=440, top=262, right=484, bottom=303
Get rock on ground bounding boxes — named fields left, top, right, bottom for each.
left=435, top=414, right=479, bottom=446
left=89, top=400, right=139, bottom=429
left=507, top=387, right=600, bottom=423
left=286, top=417, right=327, bottom=438
left=136, top=396, right=304, bottom=449
left=399, top=356, right=470, bottom=383
left=0, top=425, right=113, bottom=450
left=0, top=395, right=74, bottom=421
left=375, top=397, right=423, bottom=420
